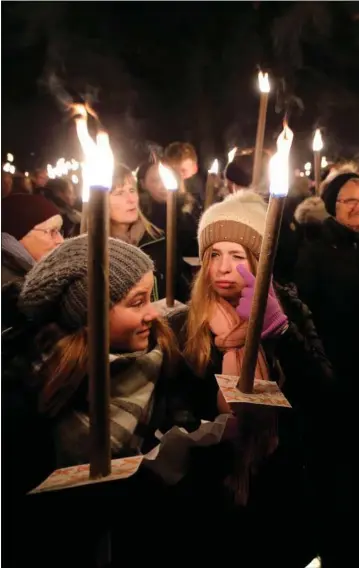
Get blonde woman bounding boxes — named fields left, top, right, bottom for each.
left=168, top=190, right=334, bottom=559
left=109, top=164, right=191, bottom=301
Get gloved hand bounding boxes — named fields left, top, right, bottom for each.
left=236, top=265, right=288, bottom=339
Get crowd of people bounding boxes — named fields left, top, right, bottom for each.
left=2, top=141, right=359, bottom=567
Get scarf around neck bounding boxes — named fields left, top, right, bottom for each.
left=54, top=343, right=164, bottom=467
left=209, top=298, right=269, bottom=381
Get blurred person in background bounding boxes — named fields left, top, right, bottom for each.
left=2, top=172, right=13, bottom=198
left=1, top=193, right=63, bottom=287
left=43, top=178, right=81, bottom=238
left=110, top=164, right=190, bottom=302
left=164, top=141, right=205, bottom=205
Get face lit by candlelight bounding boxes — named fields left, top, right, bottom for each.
left=142, top=164, right=167, bottom=203
left=109, top=272, right=159, bottom=352
left=109, top=174, right=139, bottom=225
left=208, top=242, right=252, bottom=303
left=335, top=179, right=359, bottom=232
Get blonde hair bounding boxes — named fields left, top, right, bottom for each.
left=184, top=245, right=258, bottom=376
left=111, top=166, right=163, bottom=242
left=36, top=318, right=178, bottom=417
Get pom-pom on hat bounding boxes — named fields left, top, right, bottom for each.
left=198, top=190, right=267, bottom=259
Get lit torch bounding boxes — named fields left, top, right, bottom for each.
left=159, top=163, right=178, bottom=308
left=238, top=122, right=293, bottom=393
left=312, top=129, right=323, bottom=195
left=204, top=158, right=220, bottom=210
left=73, top=103, right=114, bottom=479
left=252, top=71, right=270, bottom=188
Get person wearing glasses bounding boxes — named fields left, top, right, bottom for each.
left=295, top=171, right=359, bottom=565
left=1, top=193, right=63, bottom=287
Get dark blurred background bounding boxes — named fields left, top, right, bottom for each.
left=2, top=1, right=359, bottom=170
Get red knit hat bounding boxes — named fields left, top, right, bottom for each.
left=1, top=194, right=61, bottom=241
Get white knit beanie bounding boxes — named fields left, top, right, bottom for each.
left=198, top=190, right=267, bottom=259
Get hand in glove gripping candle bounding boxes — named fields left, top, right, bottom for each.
left=236, top=265, right=288, bottom=338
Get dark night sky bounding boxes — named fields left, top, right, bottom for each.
left=2, top=1, right=359, bottom=171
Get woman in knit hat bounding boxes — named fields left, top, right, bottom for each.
left=168, top=190, right=334, bottom=562
left=2, top=234, right=180, bottom=484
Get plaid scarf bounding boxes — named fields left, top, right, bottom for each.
left=54, top=344, right=163, bottom=467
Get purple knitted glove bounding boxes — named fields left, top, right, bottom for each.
left=236, top=265, right=288, bottom=339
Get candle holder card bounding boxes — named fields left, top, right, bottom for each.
left=30, top=455, right=144, bottom=495
left=215, top=374, right=291, bottom=409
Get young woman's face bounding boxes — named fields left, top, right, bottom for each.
left=109, top=175, right=139, bottom=225
left=208, top=242, right=251, bottom=302
left=109, top=271, right=159, bottom=352
left=142, top=165, right=167, bottom=203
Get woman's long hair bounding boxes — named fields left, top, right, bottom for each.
left=111, top=164, right=162, bottom=242
left=184, top=245, right=258, bottom=376
left=36, top=317, right=178, bottom=417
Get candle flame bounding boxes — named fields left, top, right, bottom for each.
left=258, top=71, right=270, bottom=93
left=158, top=163, right=178, bottom=191
left=208, top=159, right=219, bottom=174
left=7, top=153, right=14, bottom=163
left=270, top=124, right=294, bottom=197
left=227, top=148, right=237, bottom=164
left=321, top=156, right=328, bottom=169
left=74, top=107, right=114, bottom=201
left=313, top=129, right=323, bottom=152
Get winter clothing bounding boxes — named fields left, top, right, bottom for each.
left=1, top=233, right=35, bottom=286
left=54, top=343, right=164, bottom=466
left=198, top=190, right=266, bottom=259
left=18, top=235, right=154, bottom=331
left=236, top=265, right=288, bottom=338
left=1, top=193, right=61, bottom=241
left=139, top=191, right=201, bottom=258
left=322, top=172, right=359, bottom=215
left=295, top=216, right=359, bottom=395
left=225, top=160, right=252, bottom=189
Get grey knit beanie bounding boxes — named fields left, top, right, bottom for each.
left=18, top=234, right=154, bottom=330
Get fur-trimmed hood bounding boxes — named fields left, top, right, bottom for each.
left=294, top=196, right=329, bottom=226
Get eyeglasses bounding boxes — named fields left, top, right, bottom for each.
left=32, top=228, right=63, bottom=238
left=337, top=198, right=359, bottom=207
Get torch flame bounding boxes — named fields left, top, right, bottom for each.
left=208, top=159, right=219, bottom=175
left=258, top=71, right=270, bottom=94
left=313, top=129, right=323, bottom=152
left=158, top=163, right=178, bottom=191
left=74, top=106, right=114, bottom=200
left=269, top=123, right=294, bottom=197
left=227, top=148, right=237, bottom=164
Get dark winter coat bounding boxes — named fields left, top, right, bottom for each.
left=138, top=232, right=191, bottom=303
left=139, top=192, right=201, bottom=258
left=295, top=216, right=359, bottom=397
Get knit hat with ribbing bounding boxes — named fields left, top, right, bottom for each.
left=18, top=234, right=154, bottom=330
left=322, top=172, right=359, bottom=216
left=198, top=190, right=267, bottom=259
left=1, top=193, right=61, bottom=240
